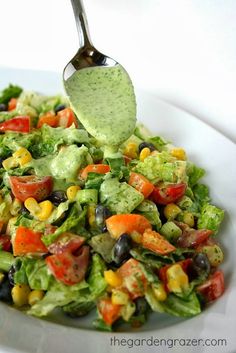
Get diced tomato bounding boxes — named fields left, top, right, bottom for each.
left=97, top=298, right=121, bottom=325
left=0, top=116, right=30, bottom=133
left=142, top=229, right=176, bottom=255
left=128, top=172, right=154, bottom=198
left=117, top=258, right=147, bottom=299
left=10, top=175, right=53, bottom=202
left=46, top=245, right=90, bottom=285
left=48, top=233, right=85, bottom=254
left=13, top=226, right=48, bottom=256
left=106, top=214, right=151, bottom=239
left=0, top=235, right=11, bottom=252
left=150, top=183, right=187, bottom=205
left=176, top=222, right=212, bottom=248
left=57, top=108, right=78, bottom=128
left=37, top=112, right=58, bottom=128
left=197, top=270, right=225, bottom=302
left=8, top=98, right=17, bottom=111
left=159, top=258, right=193, bottom=292
left=80, top=164, right=110, bottom=180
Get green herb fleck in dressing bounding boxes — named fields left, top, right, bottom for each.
left=64, top=65, right=136, bottom=147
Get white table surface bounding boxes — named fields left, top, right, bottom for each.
left=0, top=0, right=235, bottom=143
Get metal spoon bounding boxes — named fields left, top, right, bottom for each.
left=63, top=0, right=136, bottom=149
left=63, top=0, right=117, bottom=81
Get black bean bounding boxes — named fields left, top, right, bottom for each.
left=112, top=233, right=132, bottom=265
left=102, top=225, right=108, bottom=233
left=49, top=190, right=67, bottom=206
left=0, top=279, right=12, bottom=303
left=192, top=253, right=211, bottom=277
left=138, top=142, right=156, bottom=153
left=95, top=205, right=111, bottom=228
left=54, top=104, right=66, bottom=114
left=0, top=103, right=7, bottom=112
left=134, top=297, right=149, bottom=316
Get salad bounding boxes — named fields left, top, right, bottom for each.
left=0, top=84, right=225, bottom=331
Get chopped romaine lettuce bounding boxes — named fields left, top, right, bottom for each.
left=0, top=84, right=22, bottom=105
left=28, top=279, right=89, bottom=317
left=192, top=183, right=210, bottom=206
left=198, top=203, right=224, bottom=235
left=187, top=162, right=205, bottom=187
left=85, top=172, right=105, bottom=190
left=89, top=232, right=116, bottom=263
left=135, top=200, right=162, bottom=230
left=42, top=204, right=86, bottom=246
left=145, top=286, right=201, bottom=317
left=134, top=153, right=187, bottom=184
left=100, top=178, right=144, bottom=214
left=130, top=247, right=175, bottom=269
left=49, top=145, right=92, bottom=182
left=14, top=258, right=52, bottom=290
left=47, top=200, right=70, bottom=224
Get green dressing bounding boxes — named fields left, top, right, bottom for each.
left=64, top=64, right=136, bottom=147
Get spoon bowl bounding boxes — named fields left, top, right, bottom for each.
left=63, top=0, right=136, bottom=149
left=63, top=46, right=118, bottom=82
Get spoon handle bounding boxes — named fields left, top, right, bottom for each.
left=70, top=0, right=93, bottom=48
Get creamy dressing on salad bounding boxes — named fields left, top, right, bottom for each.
left=64, top=65, right=136, bottom=146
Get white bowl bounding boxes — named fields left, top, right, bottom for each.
left=0, top=67, right=236, bottom=353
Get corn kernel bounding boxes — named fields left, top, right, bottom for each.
left=13, top=147, right=32, bottom=166
left=66, top=185, right=81, bottom=201
left=24, top=198, right=53, bottom=221
left=164, top=203, right=181, bottom=220
left=104, top=270, right=123, bottom=287
left=130, top=231, right=143, bottom=244
left=139, top=147, right=151, bottom=162
left=183, top=212, right=195, bottom=227
left=171, top=148, right=186, bottom=161
left=111, top=289, right=129, bottom=305
left=2, top=157, right=18, bottom=170
left=166, top=264, right=189, bottom=293
left=152, top=283, right=167, bottom=301
left=24, top=197, right=41, bottom=215
left=10, top=198, right=22, bottom=216
left=37, top=200, right=53, bottom=221
left=28, top=290, right=45, bottom=306
left=11, top=284, right=31, bottom=307
left=124, top=142, right=138, bottom=159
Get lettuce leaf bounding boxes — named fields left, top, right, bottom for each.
left=42, top=204, right=86, bottom=246
left=145, top=287, right=201, bottom=317
left=14, top=258, right=52, bottom=290
left=134, top=153, right=187, bottom=184
left=187, top=162, right=205, bottom=187
left=135, top=200, right=162, bottom=230
left=197, top=203, right=224, bottom=235
left=100, top=178, right=144, bottom=214
left=28, top=279, right=89, bottom=317
left=192, top=184, right=210, bottom=206
left=0, top=84, right=22, bottom=105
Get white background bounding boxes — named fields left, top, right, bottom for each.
left=0, top=0, right=235, bottom=142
